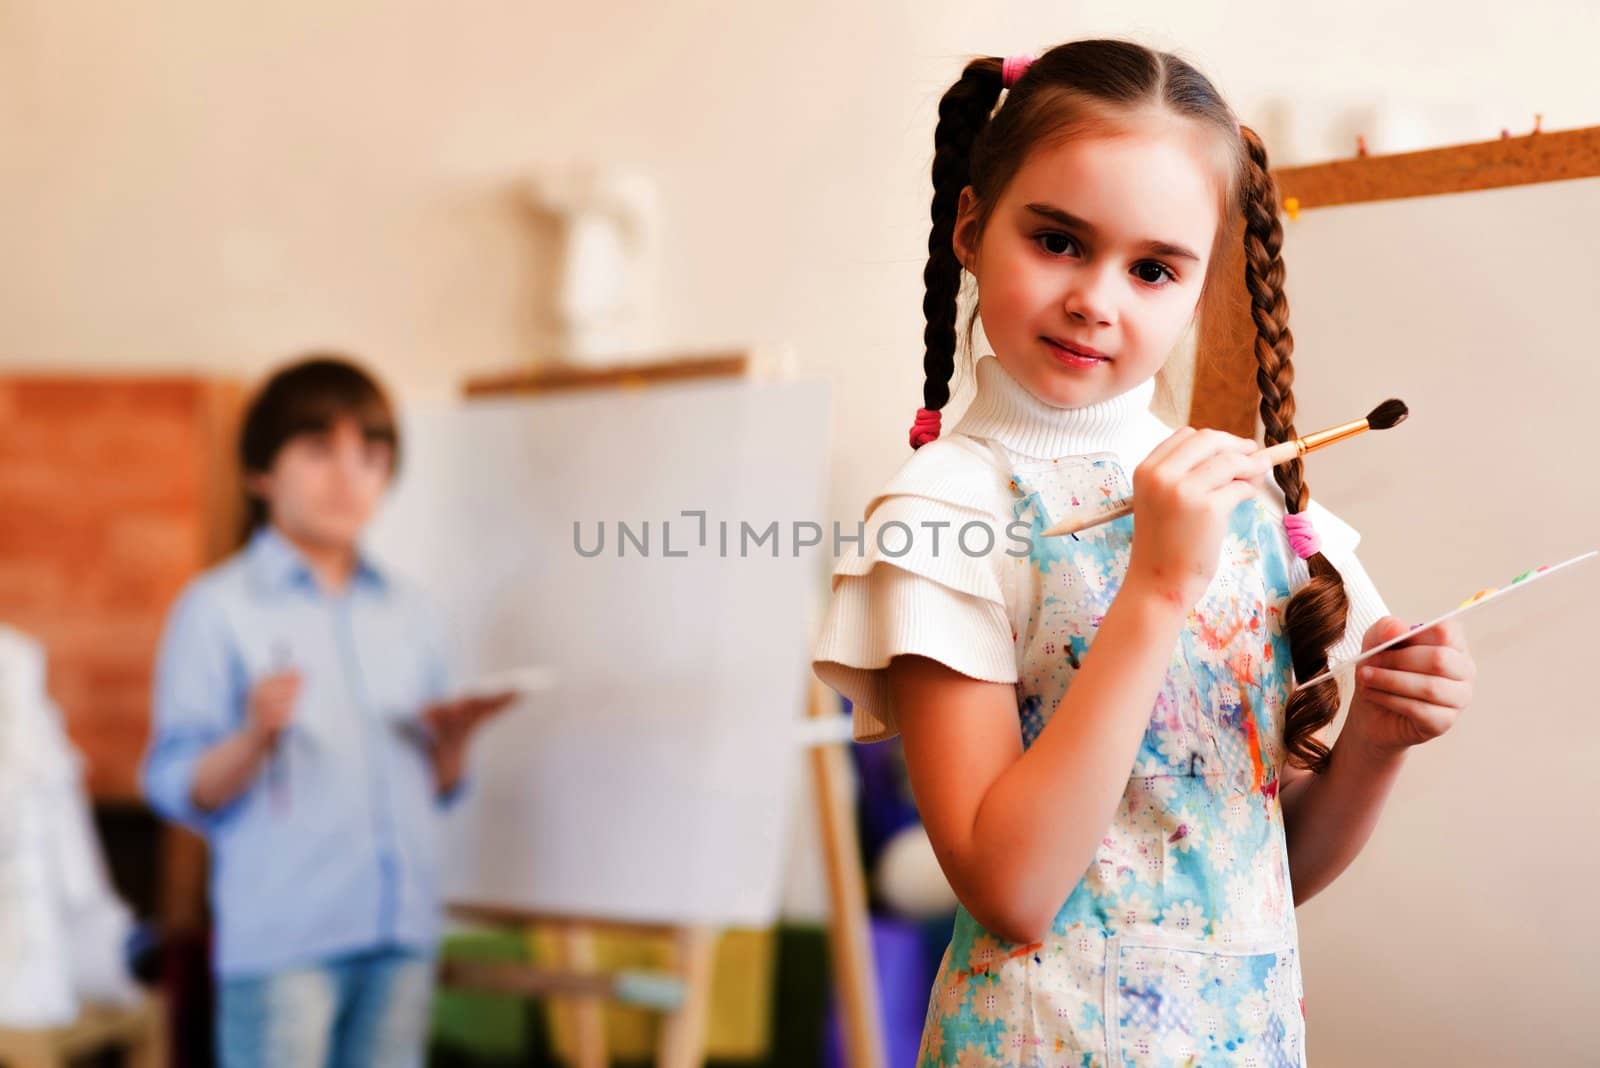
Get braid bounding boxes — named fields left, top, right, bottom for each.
left=916, top=57, right=1005, bottom=445
left=1239, top=125, right=1349, bottom=773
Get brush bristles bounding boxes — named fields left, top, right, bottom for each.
left=1366, top=398, right=1408, bottom=430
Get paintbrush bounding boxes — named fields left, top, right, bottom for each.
left=1040, top=399, right=1409, bottom=538
left=267, top=640, right=294, bottom=811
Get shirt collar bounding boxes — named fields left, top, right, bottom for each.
left=952, top=353, right=1163, bottom=461
left=246, top=525, right=388, bottom=595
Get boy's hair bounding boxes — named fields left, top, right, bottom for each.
left=922, top=39, right=1348, bottom=773
left=237, top=353, right=400, bottom=539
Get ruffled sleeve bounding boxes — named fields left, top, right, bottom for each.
left=812, top=436, right=1021, bottom=743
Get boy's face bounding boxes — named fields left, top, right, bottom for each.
left=251, top=416, right=394, bottom=549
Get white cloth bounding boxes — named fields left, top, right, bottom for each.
left=813, top=355, right=1390, bottom=742
left=0, top=625, right=141, bottom=1027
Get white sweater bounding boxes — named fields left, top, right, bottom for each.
left=813, top=355, right=1390, bottom=742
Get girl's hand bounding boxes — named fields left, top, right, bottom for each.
left=1125, top=427, right=1270, bottom=609
left=1343, top=616, right=1476, bottom=756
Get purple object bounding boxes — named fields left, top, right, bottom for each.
left=843, top=698, right=921, bottom=875
left=822, top=914, right=951, bottom=1068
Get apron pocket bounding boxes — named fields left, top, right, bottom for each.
left=1105, top=930, right=1303, bottom=1066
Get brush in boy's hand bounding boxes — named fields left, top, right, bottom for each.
left=266, top=641, right=296, bottom=810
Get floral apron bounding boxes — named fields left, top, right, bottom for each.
left=918, top=442, right=1308, bottom=1068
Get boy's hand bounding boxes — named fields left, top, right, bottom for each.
left=1343, top=616, right=1476, bottom=757
left=422, top=692, right=517, bottom=747
left=422, top=692, right=516, bottom=796
left=246, top=670, right=302, bottom=747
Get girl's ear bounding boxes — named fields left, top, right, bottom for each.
left=952, top=186, right=981, bottom=271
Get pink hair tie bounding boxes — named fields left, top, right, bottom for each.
left=1002, top=54, right=1034, bottom=89
left=1283, top=511, right=1322, bottom=560
left=909, top=407, right=942, bottom=449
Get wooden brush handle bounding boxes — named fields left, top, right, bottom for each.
left=1043, top=500, right=1134, bottom=537
left=1040, top=437, right=1314, bottom=538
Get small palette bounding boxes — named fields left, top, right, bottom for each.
left=1292, top=550, right=1597, bottom=693
left=455, top=665, right=558, bottom=701
left=390, top=665, right=556, bottom=746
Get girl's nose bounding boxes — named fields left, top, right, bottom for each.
left=1062, top=269, right=1116, bottom=327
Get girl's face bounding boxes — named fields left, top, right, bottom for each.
left=249, top=417, right=394, bottom=549
left=954, top=125, right=1222, bottom=409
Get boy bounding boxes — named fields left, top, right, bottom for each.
left=141, top=355, right=510, bottom=1067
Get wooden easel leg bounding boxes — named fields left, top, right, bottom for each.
left=0, top=1031, right=64, bottom=1068
left=127, top=993, right=167, bottom=1068
left=550, top=924, right=609, bottom=1068
left=809, top=680, right=888, bottom=1068
left=653, top=926, right=715, bottom=1068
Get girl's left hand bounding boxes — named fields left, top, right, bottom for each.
left=1344, top=616, right=1476, bottom=755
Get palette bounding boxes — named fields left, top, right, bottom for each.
left=1291, top=549, right=1597, bottom=693
left=454, top=665, right=558, bottom=702
left=391, top=666, right=557, bottom=746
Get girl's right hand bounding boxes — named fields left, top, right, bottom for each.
left=246, top=670, right=302, bottom=746
left=1125, top=427, right=1270, bottom=610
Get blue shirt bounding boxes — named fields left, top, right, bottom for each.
left=141, top=526, right=458, bottom=979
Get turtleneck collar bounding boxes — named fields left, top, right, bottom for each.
left=952, top=354, right=1164, bottom=461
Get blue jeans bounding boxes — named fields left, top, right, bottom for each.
left=216, top=947, right=435, bottom=1068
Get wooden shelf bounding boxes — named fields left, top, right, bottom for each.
left=464, top=352, right=749, bottom=398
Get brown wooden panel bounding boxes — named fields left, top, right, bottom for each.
left=0, top=376, right=240, bottom=801
left=1191, top=214, right=1260, bottom=437
left=1192, top=125, right=1600, bottom=439
left=1274, top=126, right=1600, bottom=210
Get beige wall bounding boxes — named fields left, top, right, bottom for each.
left=3, top=1, right=1597, bottom=528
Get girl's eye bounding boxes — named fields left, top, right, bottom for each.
left=1035, top=231, right=1079, bottom=257
left=1036, top=234, right=1176, bottom=288
left=1133, top=261, right=1177, bottom=287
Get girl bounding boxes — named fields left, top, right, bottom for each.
left=141, top=356, right=511, bottom=1068
left=813, top=40, right=1476, bottom=1066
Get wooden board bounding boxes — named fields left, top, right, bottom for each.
left=464, top=352, right=749, bottom=398
left=1188, top=130, right=1600, bottom=1066
left=1192, top=125, right=1600, bottom=436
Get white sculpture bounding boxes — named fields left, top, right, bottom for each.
left=0, top=626, right=141, bottom=1026
left=523, top=165, right=660, bottom=367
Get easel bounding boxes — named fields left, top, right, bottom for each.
left=0, top=994, right=166, bottom=1068
left=439, top=910, right=718, bottom=1068
left=436, top=352, right=887, bottom=1068
left=1186, top=122, right=1600, bottom=1067
left=1193, top=124, right=1600, bottom=437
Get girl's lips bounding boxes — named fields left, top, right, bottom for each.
left=1043, top=337, right=1109, bottom=366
